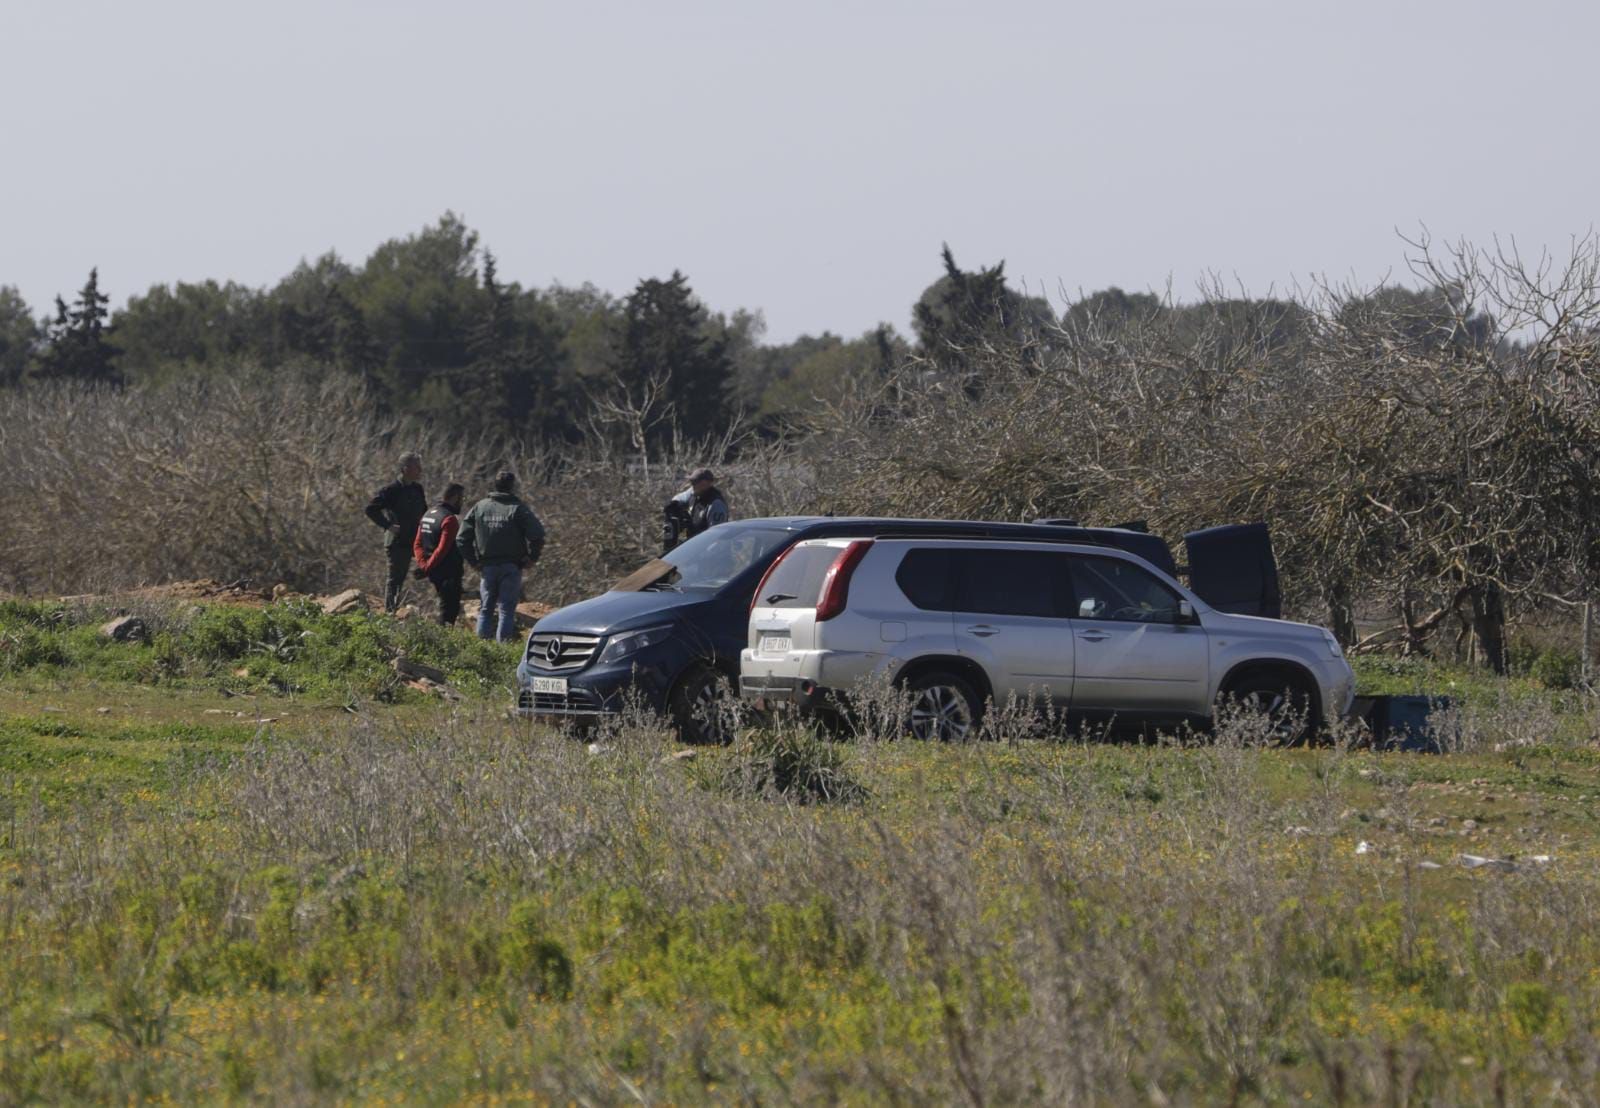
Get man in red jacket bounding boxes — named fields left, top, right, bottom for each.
left=411, top=483, right=466, bottom=625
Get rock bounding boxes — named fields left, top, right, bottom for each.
left=100, top=616, right=148, bottom=643
left=1284, top=825, right=1312, bottom=837
left=394, top=655, right=448, bottom=684
left=394, top=605, right=417, bottom=621
left=1427, top=816, right=1446, bottom=827
left=1417, top=860, right=1443, bottom=870
left=320, top=588, right=365, bottom=615
left=271, top=583, right=291, bottom=602
left=1462, top=818, right=1479, bottom=831
left=664, top=749, right=698, bottom=763
left=1355, top=841, right=1373, bottom=855
left=96, top=706, right=112, bottom=715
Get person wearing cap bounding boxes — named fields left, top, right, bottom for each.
left=661, top=467, right=730, bottom=554
left=459, top=470, right=546, bottom=642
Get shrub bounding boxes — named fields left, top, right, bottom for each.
left=709, top=725, right=867, bottom=805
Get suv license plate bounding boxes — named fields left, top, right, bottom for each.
left=759, top=635, right=791, bottom=655
left=532, top=677, right=567, bottom=695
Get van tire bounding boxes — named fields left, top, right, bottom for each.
left=670, top=664, right=735, bottom=745
left=904, top=671, right=983, bottom=742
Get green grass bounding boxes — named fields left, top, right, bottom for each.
left=2, top=635, right=1599, bottom=1102
left=0, top=597, right=523, bottom=703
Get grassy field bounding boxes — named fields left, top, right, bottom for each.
left=2, top=599, right=1599, bottom=1103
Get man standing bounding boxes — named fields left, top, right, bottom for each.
left=661, top=467, right=730, bottom=554
left=412, top=482, right=466, bottom=626
left=364, top=452, right=427, bottom=612
left=459, top=470, right=546, bottom=642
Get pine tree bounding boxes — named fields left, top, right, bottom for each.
left=610, top=271, right=732, bottom=446
left=37, top=269, right=122, bottom=386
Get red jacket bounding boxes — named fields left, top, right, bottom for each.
left=413, top=513, right=459, bottom=574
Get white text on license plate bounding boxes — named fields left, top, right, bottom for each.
left=532, top=677, right=568, bottom=695
left=759, top=635, right=791, bottom=655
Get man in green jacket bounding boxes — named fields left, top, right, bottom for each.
left=459, top=470, right=546, bottom=642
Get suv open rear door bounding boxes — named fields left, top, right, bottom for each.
left=1183, top=523, right=1282, bottom=619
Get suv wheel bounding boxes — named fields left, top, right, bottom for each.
left=905, top=672, right=982, bottom=742
left=670, top=664, right=736, bottom=745
left=1217, top=672, right=1317, bottom=745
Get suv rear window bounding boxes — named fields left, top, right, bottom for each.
left=758, top=543, right=840, bottom=608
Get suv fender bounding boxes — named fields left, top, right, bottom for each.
left=895, top=655, right=994, bottom=706
left=1215, top=658, right=1323, bottom=724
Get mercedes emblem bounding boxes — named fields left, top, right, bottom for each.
left=544, top=637, right=563, bottom=665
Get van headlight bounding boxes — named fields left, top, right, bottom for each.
left=598, top=624, right=676, bottom=665
left=1322, top=629, right=1345, bottom=659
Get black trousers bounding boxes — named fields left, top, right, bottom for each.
left=384, top=542, right=413, bottom=612
left=429, top=571, right=463, bottom=626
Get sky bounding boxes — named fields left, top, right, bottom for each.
left=3, top=0, right=1596, bottom=343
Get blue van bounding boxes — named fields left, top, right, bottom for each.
left=515, top=516, right=1278, bottom=741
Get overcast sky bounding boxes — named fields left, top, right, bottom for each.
left=4, top=0, right=1595, bottom=342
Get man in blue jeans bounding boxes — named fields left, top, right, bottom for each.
left=458, top=471, right=546, bottom=641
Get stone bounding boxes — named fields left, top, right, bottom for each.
left=394, top=655, right=448, bottom=684
left=664, top=749, right=698, bottom=763
left=320, top=589, right=365, bottom=615
left=100, top=616, right=148, bottom=643
left=271, top=583, right=291, bottom=601
left=1462, top=818, right=1479, bottom=831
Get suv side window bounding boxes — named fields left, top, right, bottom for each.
left=951, top=549, right=1069, bottom=618
left=1068, top=555, right=1185, bottom=624
left=895, top=548, right=954, bottom=610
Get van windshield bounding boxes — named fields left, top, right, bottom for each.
left=645, top=525, right=794, bottom=592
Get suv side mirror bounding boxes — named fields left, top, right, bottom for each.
left=1177, top=600, right=1195, bottom=622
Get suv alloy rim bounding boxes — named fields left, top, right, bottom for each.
left=910, top=684, right=973, bottom=742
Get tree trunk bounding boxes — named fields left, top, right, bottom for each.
left=1326, top=581, right=1356, bottom=647
left=1469, top=583, right=1507, bottom=675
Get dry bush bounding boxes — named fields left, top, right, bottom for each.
left=0, top=372, right=817, bottom=606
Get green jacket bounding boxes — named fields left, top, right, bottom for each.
left=459, top=492, right=546, bottom=567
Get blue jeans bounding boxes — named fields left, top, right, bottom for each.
left=477, top=563, right=523, bottom=642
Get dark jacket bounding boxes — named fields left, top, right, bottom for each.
left=365, top=479, right=428, bottom=548
left=662, top=485, right=729, bottom=552
left=413, top=502, right=464, bottom=579
left=460, top=492, right=546, bottom=567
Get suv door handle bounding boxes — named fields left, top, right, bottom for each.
left=1078, top=629, right=1111, bottom=642
left=966, top=625, right=1000, bottom=637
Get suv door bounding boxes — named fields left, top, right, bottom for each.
left=1065, top=554, right=1209, bottom=722
left=948, top=548, right=1075, bottom=706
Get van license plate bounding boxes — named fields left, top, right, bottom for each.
left=759, top=635, right=791, bottom=655
left=532, top=677, right=567, bottom=695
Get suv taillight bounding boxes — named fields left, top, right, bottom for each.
left=815, top=540, right=873, bottom=622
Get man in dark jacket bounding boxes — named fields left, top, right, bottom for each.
left=411, top=482, right=466, bottom=626
left=662, top=467, right=730, bottom=554
left=365, top=452, right=427, bottom=612
left=459, top=470, right=546, bottom=642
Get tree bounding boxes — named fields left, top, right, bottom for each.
left=36, top=269, right=121, bottom=386
left=912, top=244, right=1054, bottom=378
left=606, top=271, right=733, bottom=446
left=112, top=279, right=264, bottom=382
left=459, top=252, right=562, bottom=443
left=0, top=286, right=40, bottom=387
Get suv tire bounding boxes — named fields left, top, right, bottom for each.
left=1217, top=671, right=1317, bottom=745
left=904, top=671, right=983, bottom=742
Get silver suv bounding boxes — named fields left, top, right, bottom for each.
left=740, top=537, right=1355, bottom=741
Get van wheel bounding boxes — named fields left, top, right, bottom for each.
left=904, top=672, right=982, bottom=742
left=1217, top=672, right=1317, bottom=745
left=670, top=664, right=735, bottom=745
